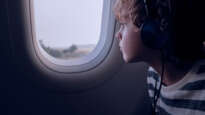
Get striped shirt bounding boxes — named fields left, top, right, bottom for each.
left=147, top=60, right=205, bottom=115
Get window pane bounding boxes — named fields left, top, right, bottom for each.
left=33, top=0, right=103, bottom=60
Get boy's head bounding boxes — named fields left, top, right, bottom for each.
left=113, top=0, right=152, bottom=63
left=113, top=0, right=205, bottom=66
left=113, top=0, right=170, bottom=63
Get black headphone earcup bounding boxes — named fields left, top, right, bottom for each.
left=141, top=19, right=169, bottom=49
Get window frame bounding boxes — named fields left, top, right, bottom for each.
left=5, top=0, right=125, bottom=92
left=29, top=0, right=116, bottom=73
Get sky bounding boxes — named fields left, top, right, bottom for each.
left=33, top=0, right=103, bottom=48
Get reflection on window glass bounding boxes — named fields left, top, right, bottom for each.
left=33, top=0, right=103, bottom=60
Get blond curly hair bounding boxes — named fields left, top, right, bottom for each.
left=113, top=0, right=146, bottom=27
left=113, top=0, right=172, bottom=29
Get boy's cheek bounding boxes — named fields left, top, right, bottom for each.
left=119, top=41, right=123, bottom=48
left=121, top=50, right=129, bottom=63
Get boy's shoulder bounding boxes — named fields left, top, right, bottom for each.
left=148, top=59, right=205, bottom=74
left=148, top=66, right=158, bottom=73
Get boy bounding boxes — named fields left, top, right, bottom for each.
left=113, top=0, right=205, bottom=114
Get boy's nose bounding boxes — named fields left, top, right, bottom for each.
left=115, top=31, right=122, bottom=41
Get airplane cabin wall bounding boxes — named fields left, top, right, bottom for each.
left=1, top=0, right=152, bottom=115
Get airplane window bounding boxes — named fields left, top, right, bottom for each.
left=32, top=0, right=103, bottom=65
left=30, top=0, right=115, bottom=72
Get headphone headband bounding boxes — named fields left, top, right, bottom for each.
left=141, top=0, right=172, bottom=49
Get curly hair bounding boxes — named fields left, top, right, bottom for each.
left=113, top=0, right=146, bottom=27
left=113, top=0, right=172, bottom=28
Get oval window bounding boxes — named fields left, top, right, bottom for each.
left=31, top=0, right=115, bottom=73
left=32, top=0, right=103, bottom=64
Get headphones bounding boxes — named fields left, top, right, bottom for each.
left=141, top=0, right=172, bottom=50
left=140, top=0, right=173, bottom=114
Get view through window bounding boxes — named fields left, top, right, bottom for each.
left=33, top=0, right=103, bottom=60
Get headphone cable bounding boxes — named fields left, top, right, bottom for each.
left=153, top=50, right=165, bottom=114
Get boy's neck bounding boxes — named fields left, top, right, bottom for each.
left=161, top=63, right=190, bottom=86
left=148, top=58, right=191, bottom=86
